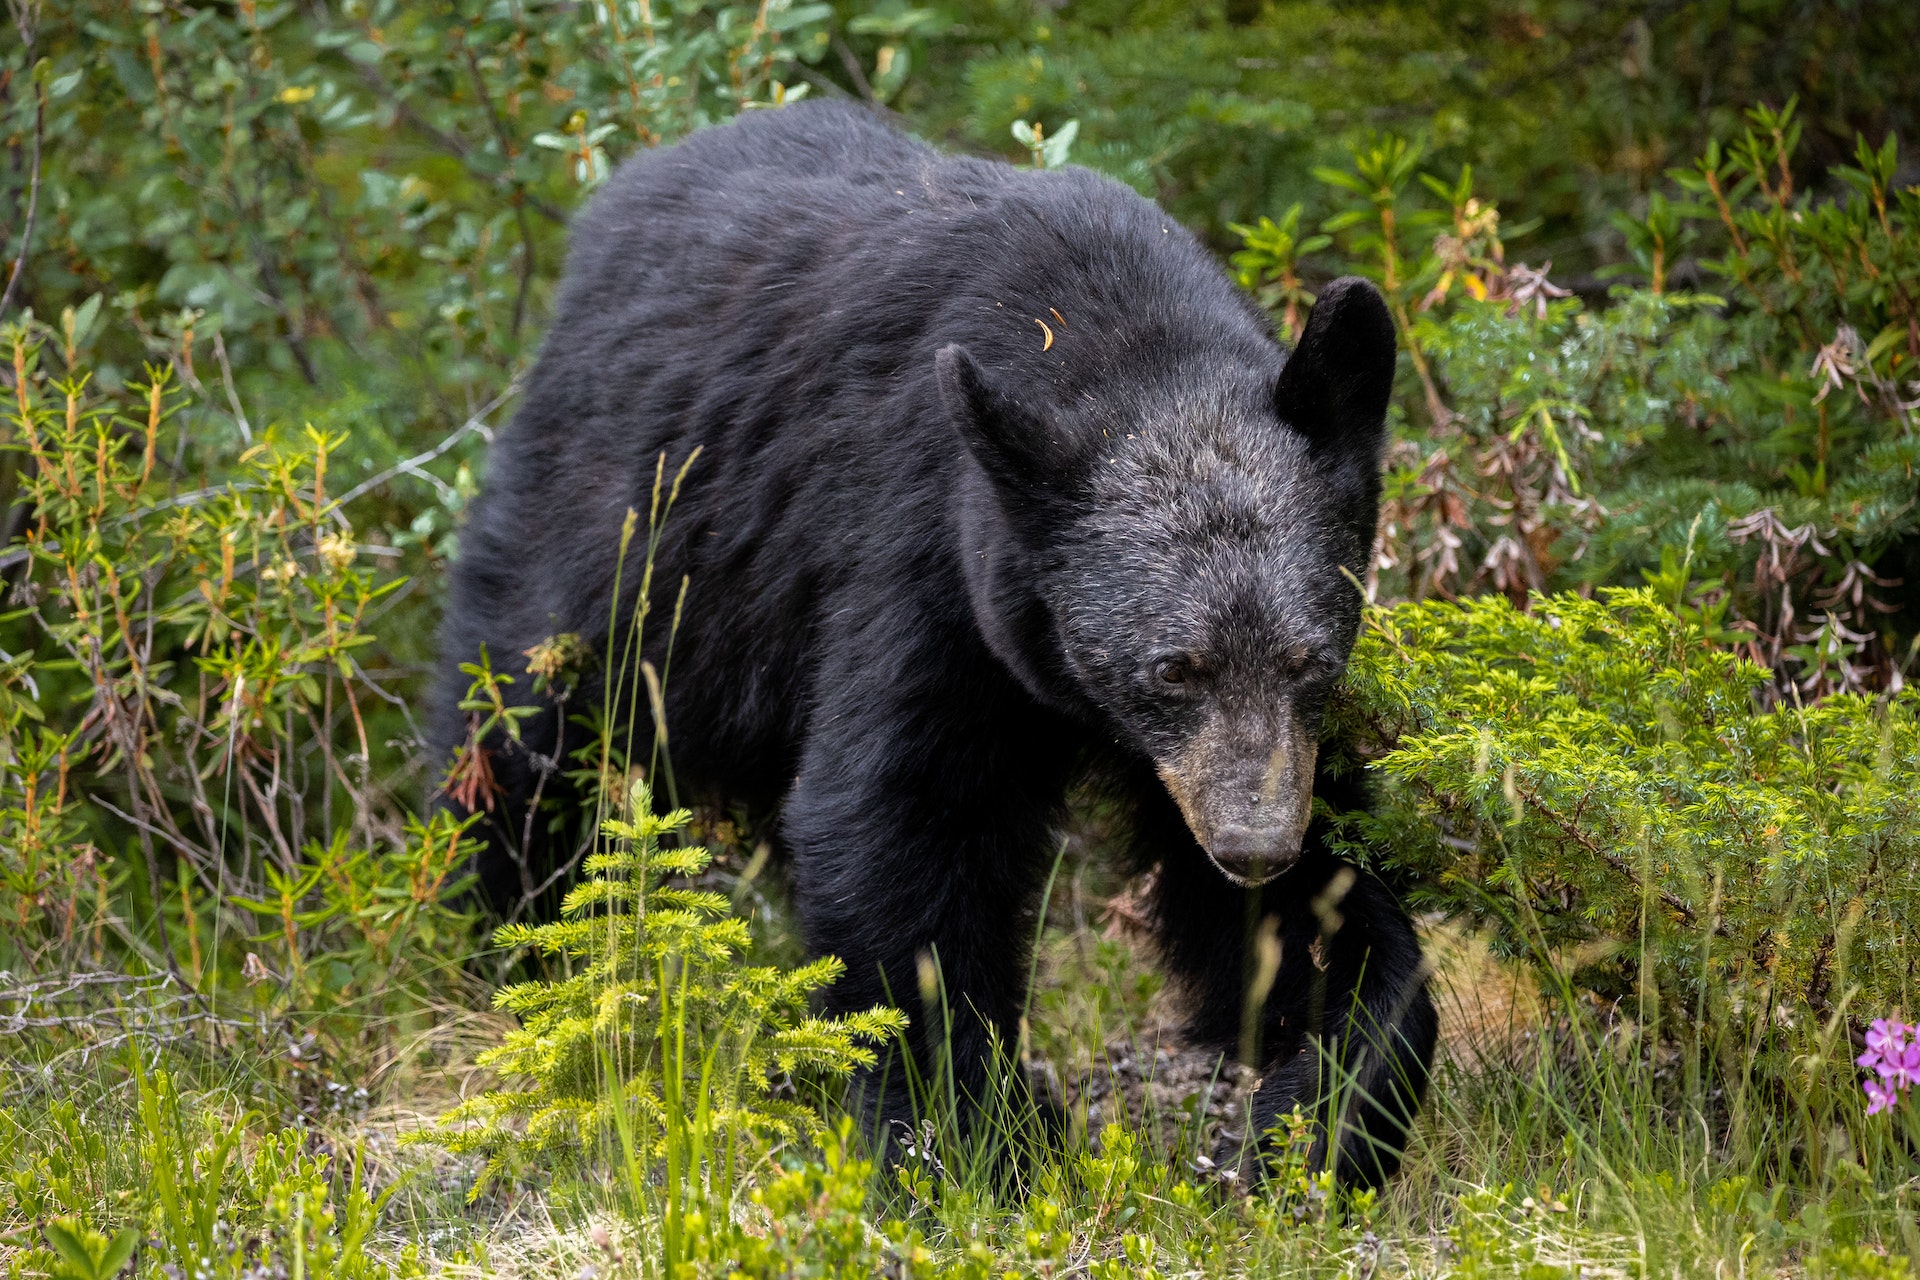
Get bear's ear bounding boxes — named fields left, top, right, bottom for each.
left=1273, top=276, right=1397, bottom=465
left=936, top=343, right=1058, bottom=504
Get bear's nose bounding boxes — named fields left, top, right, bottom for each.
left=1207, top=824, right=1301, bottom=882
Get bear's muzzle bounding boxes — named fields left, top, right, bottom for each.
left=1156, top=708, right=1317, bottom=886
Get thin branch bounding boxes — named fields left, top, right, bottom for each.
left=0, top=82, right=43, bottom=320
left=87, top=793, right=219, bottom=871
left=510, top=197, right=536, bottom=341
left=122, top=737, right=185, bottom=983
left=1509, top=778, right=1707, bottom=929
left=0, top=968, right=253, bottom=1059
left=454, top=40, right=540, bottom=343
left=830, top=32, right=877, bottom=102
left=334, top=379, right=518, bottom=507
left=212, top=332, right=253, bottom=442
left=348, top=656, right=424, bottom=742
left=248, top=233, right=320, bottom=386
left=791, top=65, right=858, bottom=101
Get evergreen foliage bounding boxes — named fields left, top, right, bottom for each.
left=422, top=782, right=906, bottom=1194
left=7, top=1, right=1920, bottom=1273
left=859, top=0, right=1920, bottom=267
left=1336, top=588, right=1920, bottom=1022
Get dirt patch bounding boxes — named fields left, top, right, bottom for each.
left=1422, top=922, right=1544, bottom=1065
left=1041, top=921, right=1542, bottom=1164
left=1045, top=1023, right=1257, bottom=1160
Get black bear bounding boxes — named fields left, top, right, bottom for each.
left=433, top=100, right=1435, bottom=1185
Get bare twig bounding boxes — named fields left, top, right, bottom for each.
left=510, top=197, right=536, bottom=341
left=454, top=39, right=540, bottom=341
left=87, top=794, right=219, bottom=870
left=0, top=79, right=43, bottom=320
left=0, top=968, right=255, bottom=1063
left=830, top=32, right=877, bottom=102
left=334, top=380, right=518, bottom=508
left=212, top=332, right=253, bottom=442
left=791, top=65, right=858, bottom=101
left=249, top=234, right=320, bottom=386
left=116, top=710, right=185, bottom=984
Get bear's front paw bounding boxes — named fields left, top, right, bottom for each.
left=1234, top=1036, right=1424, bottom=1189
left=1209, top=1047, right=1324, bottom=1186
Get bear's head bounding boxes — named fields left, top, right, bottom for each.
left=938, top=277, right=1396, bottom=885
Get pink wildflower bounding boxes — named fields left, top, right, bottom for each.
left=1860, top=1017, right=1919, bottom=1113
left=1866, top=1018, right=1907, bottom=1056
left=1892, top=1041, right=1920, bottom=1091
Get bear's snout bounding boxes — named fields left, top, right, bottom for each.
left=1206, top=823, right=1303, bottom=884
left=1155, top=706, right=1318, bottom=887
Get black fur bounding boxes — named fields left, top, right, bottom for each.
left=432, top=101, right=1435, bottom=1184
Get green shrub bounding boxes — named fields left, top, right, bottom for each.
left=709, top=1122, right=889, bottom=1279
left=18, top=0, right=833, bottom=411
left=1, top=6, right=842, bottom=1015
left=0, top=311, right=462, bottom=1280
left=0, top=318, right=477, bottom=1050
left=871, top=1, right=1920, bottom=267
left=1228, top=107, right=1920, bottom=701
left=420, top=783, right=904, bottom=1217
left=1335, top=586, right=1919, bottom=1025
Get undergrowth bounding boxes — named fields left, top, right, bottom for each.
left=5, top=2, right=1920, bottom=1276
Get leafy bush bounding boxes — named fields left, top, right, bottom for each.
left=2, top=0, right=854, bottom=1064
left=17, top=0, right=832, bottom=410
left=1336, top=587, right=1920, bottom=1026
left=0, top=318, right=477, bottom=1050
left=1235, top=106, right=1920, bottom=704
left=871, top=0, right=1920, bottom=266
left=1261, top=112, right=1920, bottom=1122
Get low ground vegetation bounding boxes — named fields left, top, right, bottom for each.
left=4, top=2, right=1920, bottom=1276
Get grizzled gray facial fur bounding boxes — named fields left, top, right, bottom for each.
left=938, top=278, right=1397, bottom=885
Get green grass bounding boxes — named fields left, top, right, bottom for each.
left=5, top=843, right=1917, bottom=1280
left=6, top=55, right=1920, bottom=1277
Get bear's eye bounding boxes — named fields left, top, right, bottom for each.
left=1151, top=656, right=1194, bottom=688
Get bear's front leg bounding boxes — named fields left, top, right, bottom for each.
left=1140, top=785, right=1436, bottom=1187
left=1234, top=861, right=1436, bottom=1188
left=780, top=653, right=1076, bottom=1164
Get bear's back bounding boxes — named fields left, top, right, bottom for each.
left=480, top=102, right=1277, bottom=601
left=553, top=100, right=1223, bottom=333
left=633, top=99, right=937, bottom=187
left=439, top=100, right=1282, bottom=812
